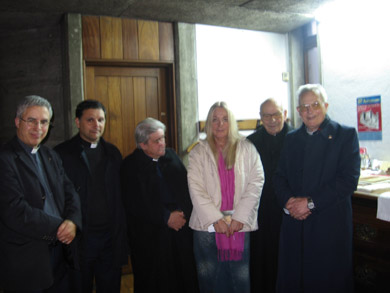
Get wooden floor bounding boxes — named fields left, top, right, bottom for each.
left=120, top=274, right=134, bottom=293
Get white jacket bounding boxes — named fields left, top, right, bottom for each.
left=188, top=139, right=264, bottom=232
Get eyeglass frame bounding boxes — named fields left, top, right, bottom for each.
left=19, top=117, right=52, bottom=128
left=260, top=111, right=283, bottom=121
left=297, top=101, right=325, bottom=112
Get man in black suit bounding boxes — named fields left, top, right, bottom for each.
left=55, top=100, right=127, bottom=293
left=247, top=98, right=292, bottom=293
left=0, top=95, right=82, bottom=292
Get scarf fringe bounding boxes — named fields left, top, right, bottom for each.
left=218, top=248, right=243, bottom=262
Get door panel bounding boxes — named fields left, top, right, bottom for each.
left=85, top=65, right=172, bottom=157
left=120, top=77, right=135, bottom=157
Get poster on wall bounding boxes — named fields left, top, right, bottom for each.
left=357, top=95, right=382, bottom=140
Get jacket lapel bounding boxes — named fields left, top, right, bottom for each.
left=11, top=137, right=39, bottom=179
left=36, top=147, right=63, bottom=212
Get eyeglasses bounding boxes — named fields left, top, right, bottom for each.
left=297, top=101, right=323, bottom=112
left=261, top=112, right=283, bottom=121
left=20, top=117, right=51, bottom=128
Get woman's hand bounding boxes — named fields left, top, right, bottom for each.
left=213, top=219, right=229, bottom=236
left=228, top=219, right=243, bottom=236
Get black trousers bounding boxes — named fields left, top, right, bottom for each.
left=69, top=230, right=121, bottom=293
left=4, top=243, right=69, bottom=293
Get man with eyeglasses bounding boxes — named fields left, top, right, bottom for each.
left=54, top=100, right=127, bottom=293
left=0, top=95, right=82, bottom=292
left=274, top=84, right=360, bottom=292
left=247, top=98, right=293, bottom=293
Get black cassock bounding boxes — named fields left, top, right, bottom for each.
left=247, top=123, right=292, bottom=293
left=121, top=148, right=198, bottom=293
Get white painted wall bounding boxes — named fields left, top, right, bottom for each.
left=319, top=0, right=390, bottom=161
left=196, top=24, right=289, bottom=123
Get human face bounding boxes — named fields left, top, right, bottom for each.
left=297, top=91, right=328, bottom=133
left=75, top=108, right=106, bottom=144
left=15, top=106, right=51, bottom=148
left=140, top=129, right=166, bottom=159
left=260, top=101, right=287, bottom=136
left=211, top=107, right=229, bottom=142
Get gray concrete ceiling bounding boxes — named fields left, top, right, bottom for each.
left=0, top=0, right=333, bottom=33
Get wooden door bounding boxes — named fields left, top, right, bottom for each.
left=84, top=64, right=175, bottom=157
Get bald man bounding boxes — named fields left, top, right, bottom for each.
left=247, top=98, right=292, bottom=293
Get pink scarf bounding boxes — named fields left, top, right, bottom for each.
left=215, top=152, right=245, bottom=261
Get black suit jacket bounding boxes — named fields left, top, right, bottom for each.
left=0, top=136, right=82, bottom=291
left=54, top=135, right=128, bottom=267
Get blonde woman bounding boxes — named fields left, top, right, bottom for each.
left=188, top=101, right=264, bottom=293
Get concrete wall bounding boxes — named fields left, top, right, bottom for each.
left=174, top=23, right=199, bottom=165
left=0, top=17, right=67, bottom=147
left=319, top=20, right=390, bottom=161
left=63, top=14, right=84, bottom=138
left=287, top=26, right=306, bottom=127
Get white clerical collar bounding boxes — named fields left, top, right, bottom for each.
left=31, top=146, right=40, bottom=154
left=306, top=127, right=318, bottom=135
left=306, top=130, right=315, bottom=135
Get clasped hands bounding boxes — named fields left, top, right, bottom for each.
left=168, top=210, right=186, bottom=231
left=285, top=197, right=311, bottom=220
left=57, top=219, right=77, bottom=245
left=213, top=218, right=243, bottom=237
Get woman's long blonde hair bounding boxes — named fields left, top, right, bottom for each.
left=204, top=101, right=242, bottom=169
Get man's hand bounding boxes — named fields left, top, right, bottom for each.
left=167, top=210, right=186, bottom=231
left=286, top=197, right=311, bottom=220
left=57, top=219, right=77, bottom=245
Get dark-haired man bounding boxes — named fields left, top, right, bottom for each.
left=55, top=100, right=127, bottom=292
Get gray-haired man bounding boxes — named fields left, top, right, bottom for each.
left=0, top=95, right=81, bottom=292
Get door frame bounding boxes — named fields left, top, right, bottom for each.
left=83, top=59, right=178, bottom=151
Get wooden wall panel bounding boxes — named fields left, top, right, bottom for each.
left=138, top=20, right=159, bottom=60
left=123, top=19, right=139, bottom=60
left=112, top=18, right=124, bottom=59
left=100, top=16, right=123, bottom=59
left=100, top=17, right=113, bottom=59
left=82, top=16, right=101, bottom=59
left=159, top=22, right=174, bottom=61
left=82, top=16, right=174, bottom=63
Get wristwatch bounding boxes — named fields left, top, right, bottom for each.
left=307, top=197, right=315, bottom=210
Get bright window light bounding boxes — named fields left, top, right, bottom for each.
left=318, top=0, right=390, bottom=70
left=315, top=0, right=390, bottom=27
left=196, top=24, right=289, bottom=121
